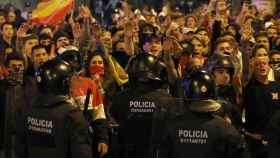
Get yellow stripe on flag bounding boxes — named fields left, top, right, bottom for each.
left=108, top=56, right=129, bottom=86
left=32, top=0, right=73, bottom=19
left=32, top=0, right=74, bottom=25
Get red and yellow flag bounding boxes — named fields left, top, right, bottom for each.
left=32, top=0, right=74, bottom=25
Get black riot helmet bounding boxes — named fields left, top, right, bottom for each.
left=36, top=59, right=73, bottom=95
left=212, top=55, right=235, bottom=76
left=59, top=49, right=82, bottom=72
left=186, top=70, right=214, bottom=100
left=184, top=70, right=221, bottom=112
left=127, top=53, right=167, bottom=86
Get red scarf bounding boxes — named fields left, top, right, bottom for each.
left=89, top=65, right=104, bottom=76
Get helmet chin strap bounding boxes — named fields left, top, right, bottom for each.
left=72, top=66, right=83, bottom=76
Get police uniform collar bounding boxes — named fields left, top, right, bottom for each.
left=36, top=94, right=71, bottom=107
left=188, top=99, right=221, bottom=113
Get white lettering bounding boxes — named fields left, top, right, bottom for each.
left=27, top=116, right=53, bottom=134
left=178, top=130, right=208, bottom=138
left=129, top=101, right=156, bottom=113
left=129, top=101, right=156, bottom=108
left=178, top=129, right=208, bottom=144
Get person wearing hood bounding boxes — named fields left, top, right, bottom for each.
left=53, top=30, right=71, bottom=55
left=269, top=50, right=280, bottom=81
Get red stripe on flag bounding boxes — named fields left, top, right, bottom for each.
left=32, top=0, right=74, bottom=25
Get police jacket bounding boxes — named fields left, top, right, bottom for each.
left=160, top=110, right=248, bottom=158
left=215, top=85, right=242, bottom=129
left=15, top=94, right=92, bottom=158
left=23, top=72, right=40, bottom=109
left=111, top=84, right=183, bottom=158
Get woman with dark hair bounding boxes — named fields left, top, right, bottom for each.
left=86, top=52, right=115, bottom=94
left=86, top=52, right=120, bottom=120
left=5, top=5, right=25, bottom=29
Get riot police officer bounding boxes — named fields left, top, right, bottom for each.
left=15, top=59, right=92, bottom=158
left=211, top=55, right=242, bottom=128
left=111, top=53, right=183, bottom=158
left=160, top=70, right=249, bottom=158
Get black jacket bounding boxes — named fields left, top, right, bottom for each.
left=111, top=84, right=184, bottom=158
left=0, top=78, right=26, bottom=150
left=0, top=80, right=6, bottom=148
left=160, top=111, right=248, bottom=158
left=15, top=94, right=92, bottom=158
left=266, top=110, right=280, bottom=158
left=215, top=85, right=242, bottom=129
left=244, top=79, right=280, bottom=134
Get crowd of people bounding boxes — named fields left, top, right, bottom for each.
left=0, top=0, right=280, bottom=158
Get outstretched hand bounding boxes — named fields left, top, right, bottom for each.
left=17, top=23, right=29, bottom=38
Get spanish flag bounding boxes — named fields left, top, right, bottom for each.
left=32, top=0, right=74, bottom=25
left=70, top=76, right=106, bottom=121
left=108, top=55, right=129, bottom=86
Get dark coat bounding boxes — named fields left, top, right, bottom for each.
left=160, top=111, right=248, bottom=158
left=111, top=84, right=184, bottom=158
left=15, top=94, right=93, bottom=158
